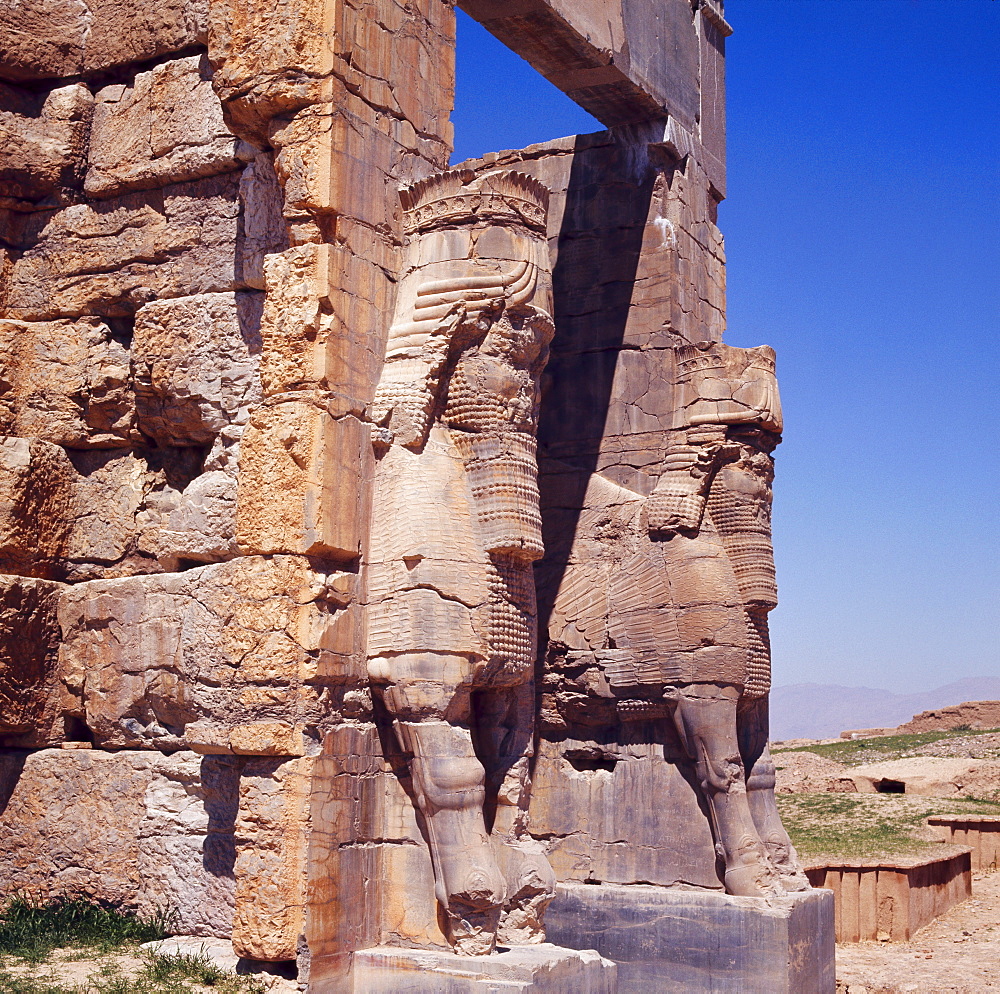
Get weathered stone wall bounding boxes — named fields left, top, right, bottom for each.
left=457, top=124, right=732, bottom=890
left=0, top=0, right=456, bottom=969
left=0, top=0, right=826, bottom=986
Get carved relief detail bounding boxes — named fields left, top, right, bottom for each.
left=366, top=169, right=555, bottom=954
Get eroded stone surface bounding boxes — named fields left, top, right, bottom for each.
left=0, top=318, right=136, bottom=448
left=87, top=55, right=241, bottom=198
left=0, top=575, right=67, bottom=747
left=57, top=555, right=359, bottom=751
left=0, top=749, right=236, bottom=937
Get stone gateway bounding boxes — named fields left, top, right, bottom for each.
left=0, top=0, right=834, bottom=990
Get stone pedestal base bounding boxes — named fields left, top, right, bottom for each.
left=347, top=943, right=616, bottom=993
left=545, top=883, right=835, bottom=994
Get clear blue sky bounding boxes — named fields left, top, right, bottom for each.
left=452, top=1, right=999, bottom=693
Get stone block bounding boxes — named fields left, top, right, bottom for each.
left=0, top=317, right=136, bottom=448
left=0, top=437, right=74, bottom=579
left=236, top=403, right=368, bottom=561
left=0, top=82, right=93, bottom=203
left=545, top=882, right=836, bottom=994
left=132, top=291, right=262, bottom=446
left=257, top=244, right=384, bottom=410
left=5, top=172, right=245, bottom=321
left=60, top=449, right=149, bottom=573
left=0, top=0, right=207, bottom=82
left=458, top=0, right=699, bottom=129
left=57, top=555, right=359, bottom=750
left=0, top=748, right=237, bottom=938
left=928, top=815, right=1000, bottom=871
left=232, top=756, right=313, bottom=961
left=269, top=98, right=400, bottom=232
left=529, top=737, right=720, bottom=890
left=208, top=0, right=452, bottom=159
left=0, top=575, right=68, bottom=747
left=236, top=150, right=288, bottom=289
left=345, top=944, right=616, bottom=994
left=86, top=54, right=240, bottom=198
left=136, top=468, right=240, bottom=567
left=804, top=847, right=973, bottom=942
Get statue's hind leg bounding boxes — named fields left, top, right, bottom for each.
left=672, top=682, right=783, bottom=898
left=738, top=691, right=810, bottom=891
left=474, top=683, right=556, bottom=944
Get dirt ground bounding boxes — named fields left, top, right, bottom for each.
left=835, top=870, right=1000, bottom=993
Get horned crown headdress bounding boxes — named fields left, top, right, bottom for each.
left=400, top=169, right=549, bottom=235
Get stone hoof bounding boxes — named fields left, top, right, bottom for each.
left=436, top=842, right=508, bottom=913
left=446, top=904, right=502, bottom=956
left=723, top=838, right=784, bottom=899
left=494, top=842, right=557, bottom=945
left=452, top=866, right=508, bottom=909
left=496, top=842, right=557, bottom=903
left=762, top=836, right=811, bottom=892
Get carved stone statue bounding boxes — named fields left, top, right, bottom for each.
left=366, top=170, right=557, bottom=954
left=547, top=341, right=810, bottom=898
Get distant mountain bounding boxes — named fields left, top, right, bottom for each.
left=769, top=677, right=1000, bottom=741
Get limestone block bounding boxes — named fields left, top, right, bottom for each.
left=86, top=55, right=240, bottom=198
left=299, top=723, right=421, bottom=974
left=5, top=172, right=244, bottom=320
left=0, top=0, right=207, bottom=82
left=61, top=449, right=148, bottom=570
left=236, top=151, right=287, bottom=289
left=136, top=468, right=239, bottom=566
left=0, top=748, right=237, bottom=937
left=546, top=882, right=834, bottom=994
left=208, top=0, right=452, bottom=159
left=529, top=737, right=720, bottom=890
left=457, top=0, right=700, bottom=129
left=347, top=944, right=616, bottom=994
left=257, top=244, right=383, bottom=409
left=0, top=317, right=136, bottom=448
left=132, top=291, right=262, bottom=446
left=0, top=437, right=74, bottom=579
left=0, top=82, right=93, bottom=203
left=232, top=756, right=313, bottom=961
left=269, top=98, right=400, bottom=232
left=236, top=403, right=368, bottom=561
left=57, top=555, right=359, bottom=750
left=207, top=0, right=341, bottom=138
left=0, top=575, right=67, bottom=747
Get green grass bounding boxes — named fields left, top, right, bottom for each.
left=773, top=727, right=1000, bottom=766
left=0, top=899, right=173, bottom=965
left=0, top=953, right=271, bottom=994
left=0, top=899, right=269, bottom=994
left=778, top=791, right=1000, bottom=860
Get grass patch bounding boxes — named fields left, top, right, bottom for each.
left=0, top=898, right=172, bottom=965
left=0, top=897, right=272, bottom=994
left=773, top=727, right=1000, bottom=766
left=0, top=951, right=272, bottom=994
left=778, top=791, right=1000, bottom=860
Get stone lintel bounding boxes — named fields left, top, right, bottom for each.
left=545, top=882, right=836, bottom=994
left=456, top=0, right=699, bottom=130
left=343, top=943, right=616, bottom=994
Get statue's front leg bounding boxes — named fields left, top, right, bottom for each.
left=671, top=683, right=783, bottom=898
left=377, top=655, right=507, bottom=955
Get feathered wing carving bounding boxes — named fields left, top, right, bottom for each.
left=372, top=242, right=546, bottom=450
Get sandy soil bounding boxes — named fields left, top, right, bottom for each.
left=836, top=870, right=1000, bottom=993
left=2, top=946, right=300, bottom=994
left=774, top=750, right=851, bottom=793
